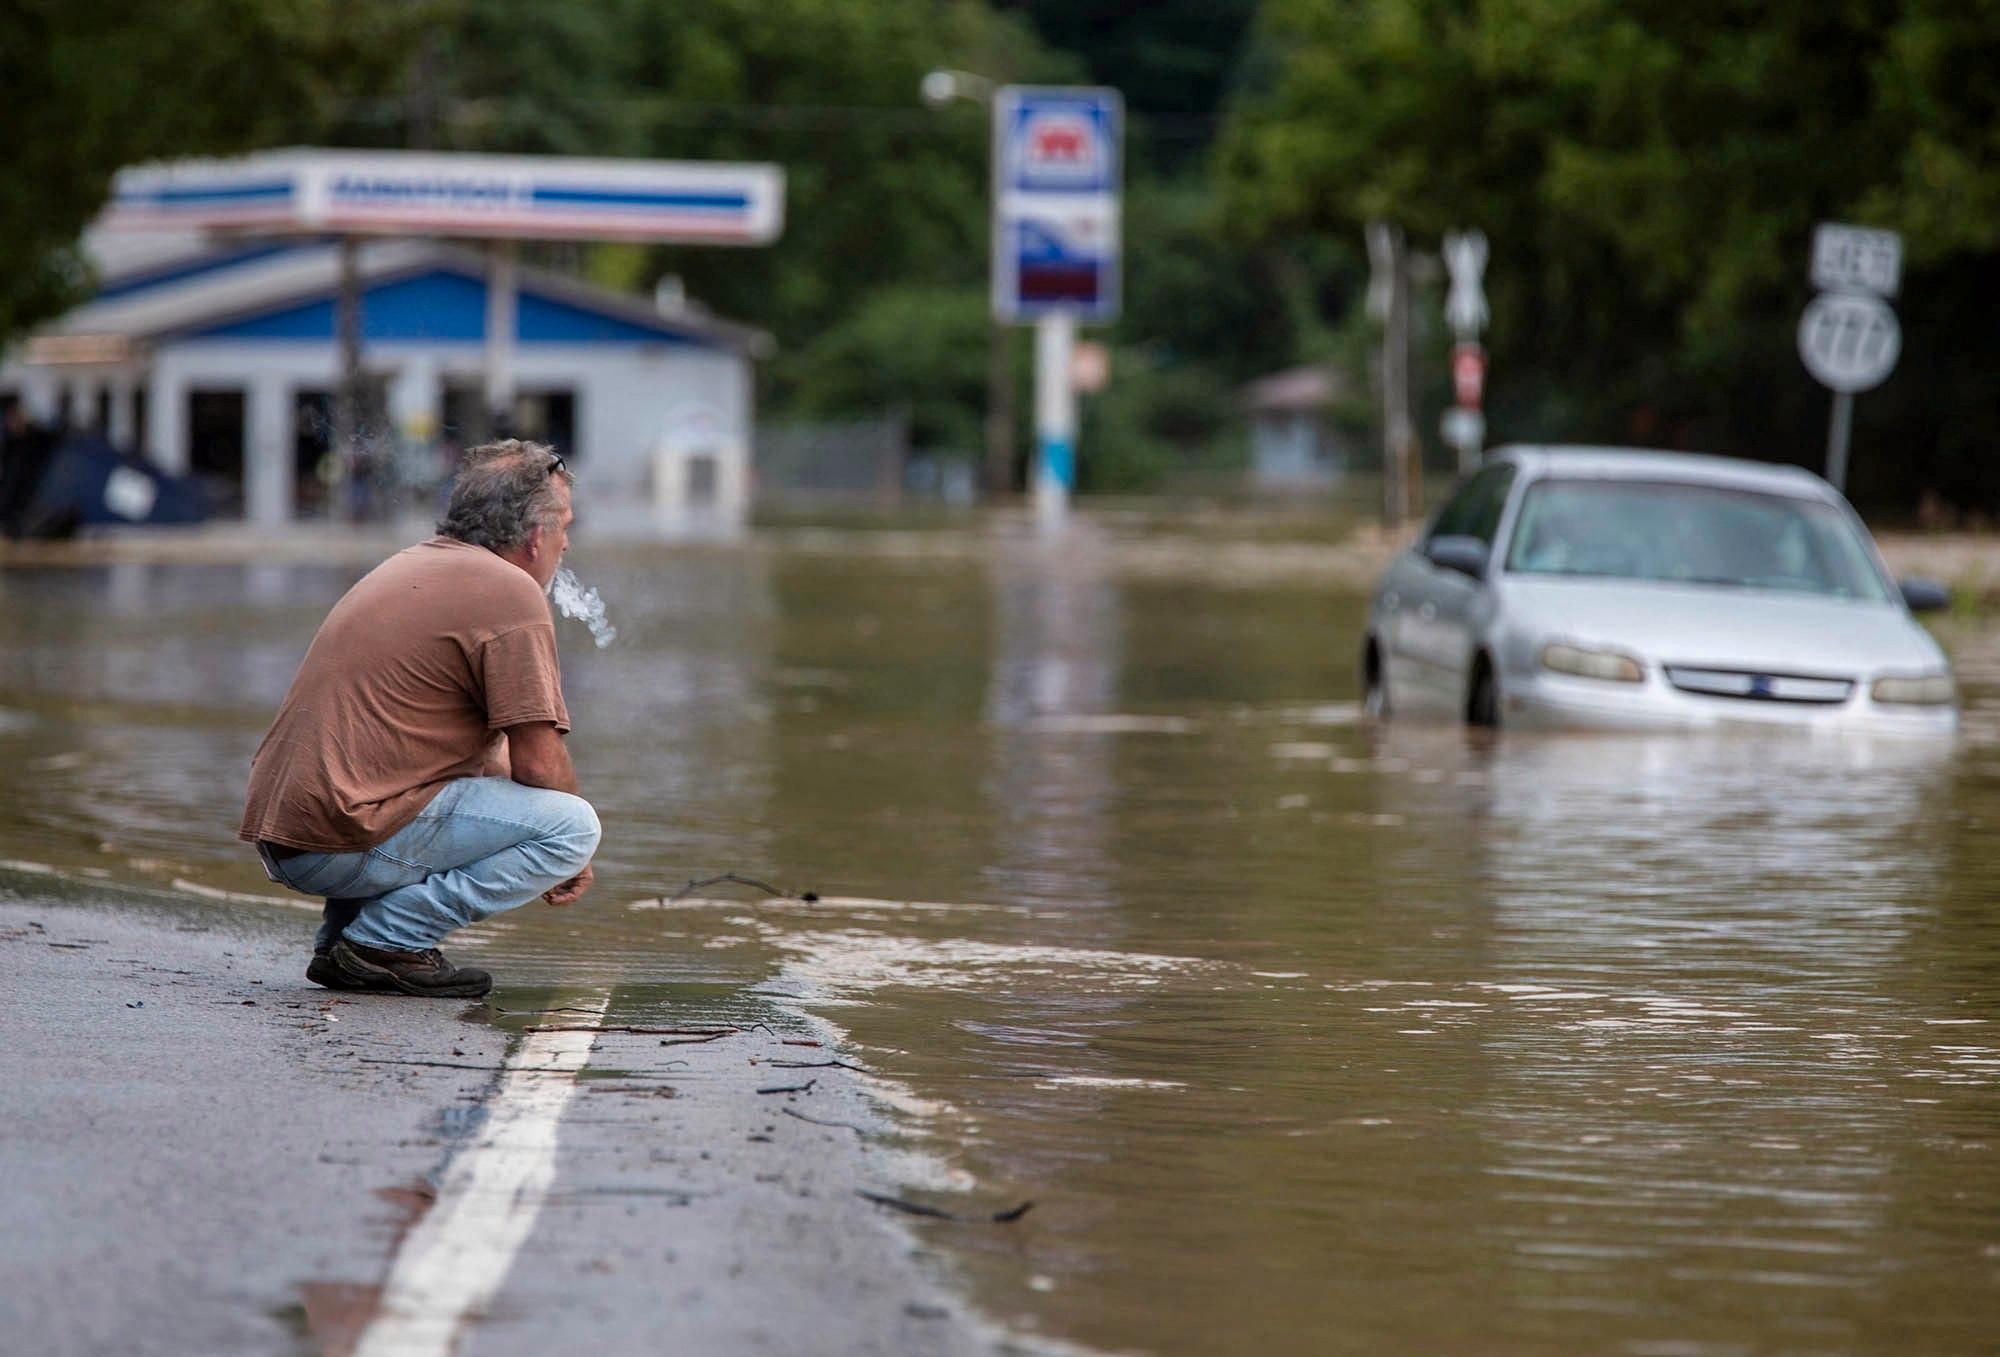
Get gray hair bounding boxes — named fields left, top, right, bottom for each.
left=436, top=439, right=573, bottom=550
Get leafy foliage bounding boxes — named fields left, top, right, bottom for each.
left=1219, top=0, right=2000, bottom=511
left=346, top=0, right=1067, bottom=360
left=0, top=0, right=421, bottom=339
left=786, top=285, right=993, bottom=456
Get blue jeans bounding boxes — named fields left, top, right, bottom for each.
left=265, top=777, right=600, bottom=953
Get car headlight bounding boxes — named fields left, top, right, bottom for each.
left=1540, top=643, right=1644, bottom=683
left=1870, top=672, right=1955, bottom=705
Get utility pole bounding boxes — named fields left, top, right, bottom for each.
left=484, top=239, right=518, bottom=439
left=984, top=324, right=1015, bottom=496
left=1368, top=222, right=1418, bottom=525
left=922, top=69, right=1019, bottom=499
left=332, top=235, right=362, bottom=522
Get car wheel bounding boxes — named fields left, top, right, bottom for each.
left=1363, top=641, right=1390, bottom=718
left=1467, top=658, right=1500, bottom=728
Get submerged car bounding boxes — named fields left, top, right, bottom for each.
left=1362, top=446, right=1956, bottom=732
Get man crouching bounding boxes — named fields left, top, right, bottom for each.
left=240, top=440, right=599, bottom=997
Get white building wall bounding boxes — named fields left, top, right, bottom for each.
left=147, top=337, right=751, bottom=534
left=0, top=357, right=149, bottom=438
left=146, top=350, right=193, bottom=474
left=12, top=368, right=60, bottom=423
left=449, top=341, right=753, bottom=538
left=1251, top=412, right=1340, bottom=491
left=244, top=374, right=293, bottom=526
left=4, top=327, right=751, bottom=535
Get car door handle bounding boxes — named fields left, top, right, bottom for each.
left=1417, top=602, right=1437, bottom=621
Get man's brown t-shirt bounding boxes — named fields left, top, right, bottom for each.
left=239, top=537, right=570, bottom=852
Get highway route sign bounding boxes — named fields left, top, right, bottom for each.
left=1441, top=407, right=1485, bottom=455
left=1798, top=292, right=1900, bottom=394
left=1811, top=224, right=1901, bottom=299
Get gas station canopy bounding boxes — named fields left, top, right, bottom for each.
left=100, top=148, right=785, bottom=246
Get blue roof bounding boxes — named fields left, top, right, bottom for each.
left=175, top=264, right=714, bottom=348
left=94, top=240, right=314, bottom=302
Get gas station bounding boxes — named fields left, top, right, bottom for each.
left=0, top=148, right=783, bottom=535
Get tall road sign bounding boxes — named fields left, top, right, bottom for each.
left=1798, top=223, right=1902, bottom=492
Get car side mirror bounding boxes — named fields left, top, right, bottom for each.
left=1900, top=577, right=1950, bottom=613
left=1424, top=534, right=1488, bottom=581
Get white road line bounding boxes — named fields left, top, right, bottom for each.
left=352, top=992, right=609, bottom=1357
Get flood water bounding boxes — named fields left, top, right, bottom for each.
left=5, top=515, right=2000, bottom=1355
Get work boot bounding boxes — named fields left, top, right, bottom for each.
left=305, top=947, right=386, bottom=992
left=329, top=938, right=493, bottom=998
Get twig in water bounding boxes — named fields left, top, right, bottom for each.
left=522, top=1025, right=735, bottom=1038
left=358, top=1057, right=509, bottom=1072
left=756, top=1079, right=816, bottom=1095
left=857, top=1191, right=1037, bottom=1224
left=858, top=1190, right=953, bottom=1219
left=780, top=1107, right=867, bottom=1134
left=769, top=1058, right=870, bottom=1073
left=491, top=1005, right=605, bottom=1016
left=670, top=872, right=787, bottom=902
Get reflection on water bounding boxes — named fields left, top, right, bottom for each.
left=4, top=526, right=1999, bottom=1355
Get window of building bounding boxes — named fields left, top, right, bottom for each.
left=187, top=388, right=246, bottom=517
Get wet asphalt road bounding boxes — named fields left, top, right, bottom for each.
left=0, top=885, right=1025, bottom=1357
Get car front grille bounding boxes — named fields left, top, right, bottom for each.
left=1663, top=666, right=1855, bottom=705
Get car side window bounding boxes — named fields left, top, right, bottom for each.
left=1427, top=472, right=1486, bottom=541
left=1428, top=463, right=1515, bottom=546
left=1467, top=464, right=1516, bottom=544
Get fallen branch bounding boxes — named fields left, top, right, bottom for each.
left=756, top=1079, right=816, bottom=1095
left=780, top=1107, right=866, bottom=1134
left=521, top=1025, right=735, bottom=1039
left=768, top=1058, right=870, bottom=1073
left=670, top=872, right=786, bottom=901
left=858, top=1191, right=1036, bottom=1224
left=358, top=1057, right=509, bottom=1072
left=492, top=1005, right=607, bottom=1016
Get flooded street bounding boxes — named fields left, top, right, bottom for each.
left=5, top=516, right=2000, bottom=1355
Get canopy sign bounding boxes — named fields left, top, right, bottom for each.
left=102, top=149, right=785, bottom=246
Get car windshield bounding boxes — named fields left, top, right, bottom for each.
left=1504, top=477, right=1894, bottom=602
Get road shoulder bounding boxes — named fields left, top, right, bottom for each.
left=0, top=887, right=1033, bottom=1356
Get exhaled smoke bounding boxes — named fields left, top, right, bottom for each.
left=550, top=567, right=618, bottom=649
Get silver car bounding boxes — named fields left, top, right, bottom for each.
left=1362, top=446, right=1957, bottom=733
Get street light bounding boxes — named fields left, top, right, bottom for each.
left=921, top=68, right=1015, bottom=499
left=921, top=68, right=995, bottom=110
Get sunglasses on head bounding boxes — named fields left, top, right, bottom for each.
left=546, top=451, right=568, bottom=476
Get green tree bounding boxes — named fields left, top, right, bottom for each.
left=1219, top=0, right=2000, bottom=511
left=0, top=0, right=420, bottom=342
left=786, top=284, right=991, bottom=455
left=998, top=0, right=1262, bottom=170
left=350, top=1, right=1068, bottom=362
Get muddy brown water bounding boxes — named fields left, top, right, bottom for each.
left=5, top=518, right=2000, bottom=1355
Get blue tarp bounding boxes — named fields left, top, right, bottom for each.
left=23, top=435, right=207, bottom=536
